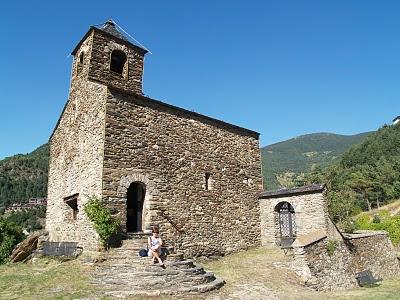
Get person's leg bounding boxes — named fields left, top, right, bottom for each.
left=152, top=250, right=164, bottom=265
left=148, top=250, right=156, bottom=264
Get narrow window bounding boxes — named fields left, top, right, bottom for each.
left=110, top=50, right=127, bottom=75
left=64, top=193, right=79, bottom=221
left=77, top=52, right=85, bottom=74
left=205, top=172, right=212, bottom=190
left=79, top=52, right=84, bottom=64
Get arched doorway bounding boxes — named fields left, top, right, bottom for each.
left=275, top=202, right=296, bottom=248
left=126, top=182, right=146, bottom=232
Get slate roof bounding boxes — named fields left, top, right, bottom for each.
left=258, top=184, right=326, bottom=199
left=71, top=19, right=148, bottom=55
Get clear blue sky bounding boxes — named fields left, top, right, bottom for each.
left=1, top=1, right=399, bottom=159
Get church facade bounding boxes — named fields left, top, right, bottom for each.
left=45, top=20, right=263, bottom=256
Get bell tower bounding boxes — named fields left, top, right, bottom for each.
left=70, top=20, right=148, bottom=95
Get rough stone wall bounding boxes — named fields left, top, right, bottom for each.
left=259, top=192, right=329, bottom=247
left=46, top=33, right=107, bottom=251
left=101, top=89, right=263, bottom=257
left=88, top=30, right=145, bottom=95
left=296, top=232, right=400, bottom=290
left=298, top=238, right=356, bottom=290
left=349, top=233, right=400, bottom=279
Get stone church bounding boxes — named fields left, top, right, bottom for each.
left=45, top=20, right=263, bottom=257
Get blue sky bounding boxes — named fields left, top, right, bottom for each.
left=0, top=1, right=399, bottom=159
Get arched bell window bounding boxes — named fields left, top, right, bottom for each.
left=110, top=50, right=127, bottom=75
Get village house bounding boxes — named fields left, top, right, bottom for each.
left=45, top=20, right=263, bottom=256
left=5, top=198, right=47, bottom=214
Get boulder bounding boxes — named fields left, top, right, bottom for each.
left=10, top=232, right=43, bottom=263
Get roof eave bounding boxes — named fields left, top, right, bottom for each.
left=258, top=184, right=326, bottom=199
left=71, top=28, right=94, bottom=56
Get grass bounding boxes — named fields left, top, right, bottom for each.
left=0, top=257, right=96, bottom=300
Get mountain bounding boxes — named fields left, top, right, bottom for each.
left=261, top=132, right=372, bottom=190
left=0, top=144, right=49, bottom=209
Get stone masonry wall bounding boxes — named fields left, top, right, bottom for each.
left=296, top=232, right=400, bottom=290
left=259, top=192, right=329, bottom=247
left=46, top=33, right=107, bottom=251
left=88, top=30, right=145, bottom=95
left=101, top=89, right=263, bottom=257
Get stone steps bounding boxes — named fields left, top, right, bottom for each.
left=90, top=238, right=224, bottom=297
left=92, top=274, right=222, bottom=291
left=100, top=278, right=225, bottom=297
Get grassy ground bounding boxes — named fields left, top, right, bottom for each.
left=1, top=248, right=400, bottom=299
left=0, top=257, right=96, bottom=300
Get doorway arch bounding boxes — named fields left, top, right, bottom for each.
left=126, top=182, right=146, bottom=232
left=274, top=201, right=296, bottom=248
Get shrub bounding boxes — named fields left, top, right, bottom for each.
left=0, top=217, right=25, bottom=264
left=372, top=214, right=381, bottom=224
left=355, top=212, right=400, bottom=246
left=326, top=239, right=338, bottom=256
left=355, top=214, right=371, bottom=229
left=378, top=210, right=391, bottom=223
left=84, top=196, right=120, bottom=249
left=340, top=217, right=357, bottom=233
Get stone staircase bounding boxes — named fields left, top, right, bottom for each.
left=90, top=234, right=225, bottom=297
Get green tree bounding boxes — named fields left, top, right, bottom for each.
left=0, top=217, right=25, bottom=264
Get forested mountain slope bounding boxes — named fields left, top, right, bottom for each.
left=261, top=132, right=371, bottom=190
left=0, top=144, right=49, bottom=209
left=301, top=124, right=400, bottom=222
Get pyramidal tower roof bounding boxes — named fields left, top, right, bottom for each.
left=72, top=19, right=149, bottom=55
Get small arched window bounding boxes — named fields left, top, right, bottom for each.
left=79, top=52, right=84, bottom=64
left=110, top=50, right=127, bottom=75
left=77, top=52, right=85, bottom=74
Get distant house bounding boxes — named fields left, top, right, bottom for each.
left=393, top=116, right=400, bottom=125
left=5, top=198, right=47, bottom=214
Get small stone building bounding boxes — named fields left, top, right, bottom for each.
left=259, top=184, right=336, bottom=248
left=45, top=20, right=263, bottom=256
left=259, top=184, right=400, bottom=290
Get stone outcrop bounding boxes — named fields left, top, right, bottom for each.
left=10, top=232, right=42, bottom=262
left=90, top=235, right=224, bottom=297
